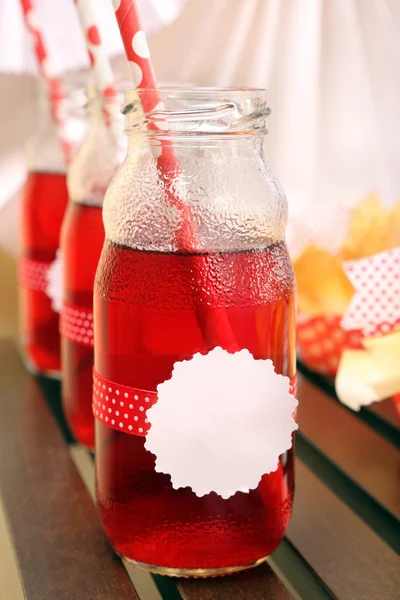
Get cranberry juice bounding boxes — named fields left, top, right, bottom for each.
left=94, top=241, right=296, bottom=574
left=61, top=202, right=104, bottom=448
left=20, top=172, right=69, bottom=375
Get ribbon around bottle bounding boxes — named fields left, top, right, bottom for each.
left=93, top=350, right=297, bottom=499
left=60, top=302, right=94, bottom=348
left=93, top=365, right=297, bottom=439
left=19, top=256, right=52, bottom=293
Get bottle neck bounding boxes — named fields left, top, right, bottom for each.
left=27, top=80, right=87, bottom=173
left=67, top=96, right=127, bottom=207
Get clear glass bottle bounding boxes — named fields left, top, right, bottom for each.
left=94, top=88, right=297, bottom=576
left=19, top=78, right=86, bottom=377
left=60, top=87, right=127, bottom=449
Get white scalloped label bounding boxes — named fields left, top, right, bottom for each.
left=145, top=348, right=298, bottom=499
left=45, top=249, right=63, bottom=314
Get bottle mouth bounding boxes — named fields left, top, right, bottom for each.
left=123, top=87, right=270, bottom=137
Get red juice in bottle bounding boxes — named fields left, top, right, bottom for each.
left=20, top=171, right=69, bottom=376
left=94, top=241, right=296, bottom=574
left=60, top=85, right=127, bottom=448
left=61, top=202, right=104, bottom=448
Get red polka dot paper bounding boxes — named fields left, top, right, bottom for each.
left=341, top=247, right=400, bottom=337
left=19, top=257, right=51, bottom=293
left=93, top=370, right=157, bottom=436
left=60, top=302, right=94, bottom=348
left=297, top=314, right=363, bottom=376
left=93, top=369, right=297, bottom=437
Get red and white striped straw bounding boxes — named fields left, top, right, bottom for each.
left=111, top=0, right=238, bottom=350
left=73, top=0, right=117, bottom=99
left=19, top=0, right=70, bottom=160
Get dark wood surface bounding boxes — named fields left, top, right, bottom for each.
left=297, top=376, right=400, bottom=516
left=369, top=399, right=399, bottom=428
left=177, top=561, right=294, bottom=600
left=288, top=461, right=400, bottom=600
left=0, top=343, right=138, bottom=600
left=0, top=339, right=399, bottom=600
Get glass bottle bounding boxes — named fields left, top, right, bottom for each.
left=19, top=78, right=86, bottom=377
left=61, top=87, right=126, bottom=449
left=94, top=88, right=297, bottom=576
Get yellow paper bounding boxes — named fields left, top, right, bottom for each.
left=363, top=332, right=400, bottom=399
left=387, top=201, right=400, bottom=248
left=294, top=245, right=354, bottom=316
left=336, top=331, right=400, bottom=409
left=336, top=348, right=380, bottom=410
left=340, top=194, right=390, bottom=260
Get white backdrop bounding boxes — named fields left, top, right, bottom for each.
left=149, top=0, right=400, bottom=255
left=1, top=0, right=400, bottom=257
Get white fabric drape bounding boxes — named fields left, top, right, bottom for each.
left=148, top=0, right=400, bottom=256
left=1, top=0, right=400, bottom=257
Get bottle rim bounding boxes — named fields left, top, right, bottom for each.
left=123, top=87, right=270, bottom=138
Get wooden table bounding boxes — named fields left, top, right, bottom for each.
left=0, top=339, right=399, bottom=600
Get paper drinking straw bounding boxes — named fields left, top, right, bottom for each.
left=73, top=0, right=124, bottom=143
left=73, top=0, right=117, bottom=98
left=112, top=0, right=196, bottom=248
left=111, top=0, right=239, bottom=350
left=19, top=0, right=71, bottom=160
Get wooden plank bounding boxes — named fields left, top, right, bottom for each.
left=368, top=399, right=399, bottom=429
left=297, top=376, right=400, bottom=517
left=287, top=460, right=400, bottom=600
left=0, top=494, right=25, bottom=600
left=297, top=361, right=400, bottom=450
left=176, top=562, right=294, bottom=600
left=0, top=341, right=138, bottom=600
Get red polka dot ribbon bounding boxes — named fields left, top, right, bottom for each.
left=60, top=302, right=94, bottom=348
left=93, top=370, right=157, bottom=436
left=19, top=256, right=51, bottom=293
left=93, top=369, right=297, bottom=437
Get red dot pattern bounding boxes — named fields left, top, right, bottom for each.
left=93, top=370, right=297, bottom=437
left=19, top=256, right=51, bottom=293
left=342, top=247, right=400, bottom=337
left=297, top=315, right=363, bottom=376
left=93, top=370, right=157, bottom=436
left=60, top=303, right=94, bottom=348
left=87, top=25, right=100, bottom=45
left=74, top=0, right=117, bottom=98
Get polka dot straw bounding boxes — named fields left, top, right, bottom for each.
left=19, top=0, right=71, bottom=160
left=112, top=0, right=239, bottom=350
left=73, top=0, right=116, bottom=99
left=112, top=0, right=158, bottom=110
left=112, top=0, right=197, bottom=249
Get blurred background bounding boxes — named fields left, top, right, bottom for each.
left=1, top=0, right=400, bottom=346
